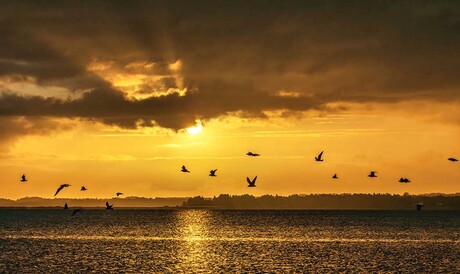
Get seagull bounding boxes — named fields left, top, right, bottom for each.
left=247, top=176, right=257, bottom=187
left=315, top=151, right=324, bottom=162
left=448, top=158, right=458, bottom=162
left=399, top=177, right=411, bottom=183
left=20, top=174, right=27, bottom=182
left=116, top=192, right=123, bottom=197
left=64, top=203, right=69, bottom=210
left=71, top=208, right=82, bottom=216
left=416, top=203, right=424, bottom=211
left=181, top=165, right=190, bottom=173
left=247, top=152, right=260, bottom=157
left=332, top=173, right=338, bottom=179
left=105, top=202, right=113, bottom=210
left=54, top=184, right=71, bottom=197
left=368, top=171, right=378, bottom=178
left=81, top=186, right=87, bottom=191
left=209, top=169, right=217, bottom=177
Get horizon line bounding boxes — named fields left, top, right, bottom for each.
left=2, top=192, right=460, bottom=201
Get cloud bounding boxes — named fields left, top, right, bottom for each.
left=0, top=81, right=321, bottom=130
left=0, top=1, right=459, bottom=135
left=0, top=117, right=73, bottom=151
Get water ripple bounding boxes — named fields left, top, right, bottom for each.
left=0, top=209, right=459, bottom=273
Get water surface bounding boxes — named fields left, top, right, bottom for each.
left=0, top=209, right=458, bottom=273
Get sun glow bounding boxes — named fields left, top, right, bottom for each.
left=186, top=120, right=203, bottom=135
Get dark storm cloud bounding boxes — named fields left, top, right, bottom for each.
left=0, top=1, right=459, bottom=130
left=0, top=82, right=320, bottom=129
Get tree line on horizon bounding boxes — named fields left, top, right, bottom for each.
left=182, top=193, right=460, bottom=210
left=1, top=193, right=459, bottom=209
left=0, top=197, right=187, bottom=208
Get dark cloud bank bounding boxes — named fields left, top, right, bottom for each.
left=0, top=1, right=459, bottom=133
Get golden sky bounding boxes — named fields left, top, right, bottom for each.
left=0, top=2, right=459, bottom=199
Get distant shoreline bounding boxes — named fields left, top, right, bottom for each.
left=0, top=206, right=179, bottom=209
left=1, top=193, right=459, bottom=210
left=0, top=206, right=459, bottom=211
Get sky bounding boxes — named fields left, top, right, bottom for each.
left=0, top=1, right=459, bottom=199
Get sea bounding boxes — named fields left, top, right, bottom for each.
left=0, top=209, right=459, bottom=273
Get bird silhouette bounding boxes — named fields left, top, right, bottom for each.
left=448, top=158, right=458, bottom=162
left=332, top=173, right=338, bottom=179
left=416, top=203, right=424, bottom=211
left=181, top=165, right=190, bottom=173
left=64, top=203, right=69, bottom=210
left=105, top=202, right=113, bottom=210
left=81, top=186, right=87, bottom=191
left=54, top=184, right=71, bottom=197
left=315, top=151, right=324, bottom=162
left=247, top=152, right=260, bottom=157
left=368, top=171, right=378, bottom=178
left=71, top=208, right=82, bottom=216
left=247, top=176, right=257, bottom=187
left=20, top=174, right=27, bottom=182
left=209, top=169, right=217, bottom=177
left=399, top=177, right=411, bottom=183
left=116, top=192, right=123, bottom=197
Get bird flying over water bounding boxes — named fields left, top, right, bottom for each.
left=71, top=208, right=82, bottom=216
left=20, top=174, right=27, bottom=182
left=81, top=186, right=87, bottom=191
left=247, top=152, right=260, bottom=157
left=247, top=176, right=257, bottom=187
left=399, top=177, right=411, bottom=183
left=332, top=174, right=338, bottom=179
left=181, top=165, right=190, bottom=173
left=105, top=202, right=113, bottom=210
left=54, top=184, right=71, bottom=197
left=368, top=171, right=378, bottom=178
left=448, top=158, right=458, bottom=162
left=64, top=203, right=69, bottom=210
left=315, top=151, right=324, bottom=162
left=209, top=169, right=217, bottom=177
left=116, top=192, right=123, bottom=197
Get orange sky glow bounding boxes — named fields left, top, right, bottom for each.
left=0, top=2, right=459, bottom=199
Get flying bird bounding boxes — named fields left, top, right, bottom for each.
left=247, top=176, right=257, bottom=187
left=71, top=209, right=82, bottom=217
left=332, top=174, right=338, bottom=179
left=64, top=203, right=69, bottom=210
left=247, top=152, right=260, bottom=157
left=81, top=186, right=87, bottom=191
left=181, top=165, right=190, bottom=173
left=399, top=177, right=411, bottom=183
left=315, top=151, right=324, bottom=162
left=20, top=174, right=27, bottom=182
left=368, top=171, right=378, bottom=178
left=54, top=184, right=71, bottom=197
left=116, top=192, right=123, bottom=197
left=105, top=202, right=113, bottom=210
left=448, top=158, right=458, bottom=162
left=209, top=169, right=217, bottom=177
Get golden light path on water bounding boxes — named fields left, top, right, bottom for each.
left=2, top=235, right=458, bottom=243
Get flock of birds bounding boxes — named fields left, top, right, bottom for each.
left=20, top=174, right=122, bottom=216
left=183, top=151, right=458, bottom=186
left=19, top=151, right=458, bottom=216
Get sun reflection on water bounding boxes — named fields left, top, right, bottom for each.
left=174, top=209, right=214, bottom=272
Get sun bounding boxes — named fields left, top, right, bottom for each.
left=186, top=120, right=203, bottom=135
